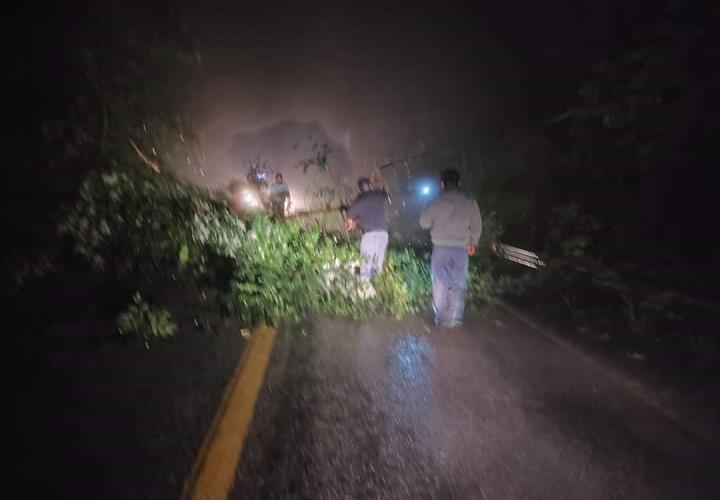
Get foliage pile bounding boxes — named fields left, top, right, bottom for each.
left=117, top=293, right=177, bottom=340
left=61, top=167, right=497, bottom=327
left=60, top=167, right=245, bottom=276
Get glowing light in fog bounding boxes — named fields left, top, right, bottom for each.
left=420, top=185, right=431, bottom=196
left=242, top=192, right=259, bottom=207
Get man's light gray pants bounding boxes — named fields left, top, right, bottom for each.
left=360, top=230, right=389, bottom=279
left=431, top=245, right=469, bottom=327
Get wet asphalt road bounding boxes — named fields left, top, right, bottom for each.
left=233, top=305, right=719, bottom=499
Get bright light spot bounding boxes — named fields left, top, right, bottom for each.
left=242, top=192, right=259, bottom=207
left=421, top=185, right=431, bottom=195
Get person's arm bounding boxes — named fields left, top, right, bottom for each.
left=346, top=200, right=360, bottom=231
left=419, top=201, right=435, bottom=230
left=467, top=199, right=483, bottom=255
left=285, top=185, right=291, bottom=207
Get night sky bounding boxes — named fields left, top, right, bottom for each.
left=181, top=0, right=636, bottom=184
left=10, top=0, right=715, bottom=223
left=9, top=0, right=663, bottom=183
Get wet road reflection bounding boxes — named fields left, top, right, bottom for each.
left=233, top=309, right=720, bottom=499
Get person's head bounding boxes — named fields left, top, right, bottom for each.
left=440, top=169, right=460, bottom=190
left=357, top=177, right=371, bottom=192
left=275, top=173, right=283, bottom=184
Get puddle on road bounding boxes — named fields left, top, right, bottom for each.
left=389, top=335, right=435, bottom=390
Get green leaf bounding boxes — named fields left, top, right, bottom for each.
left=179, top=244, right=189, bottom=266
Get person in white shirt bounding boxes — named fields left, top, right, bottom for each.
left=268, top=173, right=291, bottom=219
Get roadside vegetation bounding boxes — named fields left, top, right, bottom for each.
left=59, top=165, right=500, bottom=331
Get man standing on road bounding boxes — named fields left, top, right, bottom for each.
left=419, top=169, right=482, bottom=328
left=268, top=173, right=291, bottom=219
left=346, top=177, right=390, bottom=279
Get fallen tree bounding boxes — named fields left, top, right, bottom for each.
left=60, top=166, right=498, bottom=328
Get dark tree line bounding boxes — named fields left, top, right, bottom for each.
left=5, top=0, right=200, bottom=282
left=451, top=0, right=720, bottom=294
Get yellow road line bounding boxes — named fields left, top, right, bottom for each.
left=182, top=325, right=277, bottom=500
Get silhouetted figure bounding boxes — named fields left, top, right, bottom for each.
left=419, top=169, right=482, bottom=328
left=346, top=177, right=389, bottom=279
left=268, top=173, right=291, bottom=219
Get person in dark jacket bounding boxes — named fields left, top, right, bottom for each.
left=346, top=177, right=390, bottom=279
left=420, top=169, right=482, bottom=328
